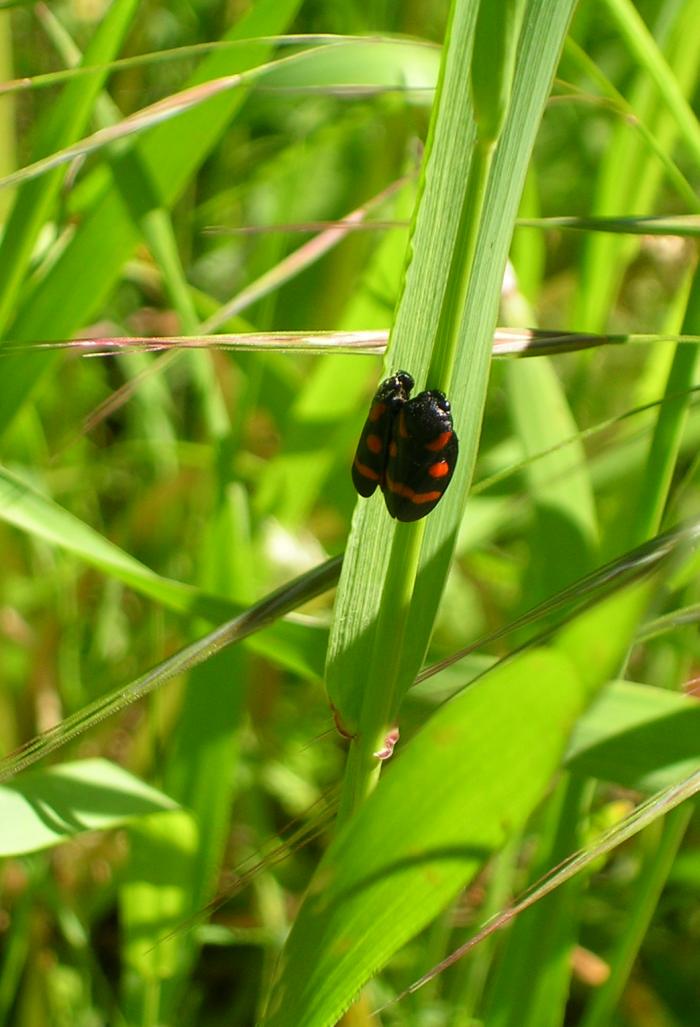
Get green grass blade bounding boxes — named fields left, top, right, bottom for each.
left=573, top=0, right=700, bottom=330
left=566, top=680, right=700, bottom=792
left=0, top=464, right=204, bottom=612
left=401, top=760, right=700, bottom=1004
left=578, top=806, right=692, bottom=1027
left=482, top=775, right=591, bottom=1027
left=0, top=758, right=176, bottom=857
left=506, top=356, right=598, bottom=596
left=628, top=268, right=700, bottom=544
left=602, top=0, right=700, bottom=166
left=0, top=0, right=304, bottom=436
left=119, top=810, right=199, bottom=1021
left=0, top=460, right=329, bottom=678
left=264, top=647, right=585, bottom=1027
left=327, top=0, right=577, bottom=742
left=0, top=0, right=139, bottom=335
left=0, top=555, right=340, bottom=784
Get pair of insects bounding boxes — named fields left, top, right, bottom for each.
left=351, top=371, right=458, bottom=522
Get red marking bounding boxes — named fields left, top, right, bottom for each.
left=398, top=412, right=410, bottom=438
left=368, top=402, right=386, bottom=423
left=353, top=458, right=381, bottom=482
left=428, top=460, right=450, bottom=479
left=425, top=431, right=452, bottom=452
left=366, top=433, right=383, bottom=455
left=385, top=474, right=441, bottom=505
left=389, top=440, right=398, bottom=457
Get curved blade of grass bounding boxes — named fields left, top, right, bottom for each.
left=0, top=461, right=328, bottom=677
left=416, top=517, right=700, bottom=687
left=395, top=756, right=700, bottom=1005
left=0, top=33, right=421, bottom=97
left=0, top=555, right=340, bottom=785
left=562, top=36, right=700, bottom=213
left=0, top=758, right=177, bottom=857
left=566, top=680, right=700, bottom=793
left=263, top=647, right=586, bottom=1027
left=603, top=0, right=700, bottom=166
left=0, top=0, right=139, bottom=335
left=0, top=0, right=303, bottom=436
left=573, top=0, right=700, bottom=330
left=0, top=464, right=214, bottom=613
left=0, top=41, right=438, bottom=195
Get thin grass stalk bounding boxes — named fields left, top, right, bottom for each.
left=563, top=37, right=700, bottom=212
left=630, top=265, right=700, bottom=545
left=602, top=0, right=700, bottom=164
left=336, top=523, right=425, bottom=821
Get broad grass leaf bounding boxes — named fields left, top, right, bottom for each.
left=264, top=648, right=584, bottom=1027
left=0, top=758, right=177, bottom=857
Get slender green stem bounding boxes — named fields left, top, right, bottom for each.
left=630, top=265, right=700, bottom=545
left=336, top=520, right=425, bottom=824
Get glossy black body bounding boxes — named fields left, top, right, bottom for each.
left=351, top=371, right=414, bottom=498
left=351, top=371, right=459, bottom=521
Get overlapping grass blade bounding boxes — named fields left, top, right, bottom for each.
left=0, top=0, right=305, bottom=434
left=0, top=758, right=177, bottom=857
left=0, top=555, right=340, bottom=785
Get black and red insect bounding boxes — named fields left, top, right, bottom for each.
left=351, top=370, right=459, bottom=522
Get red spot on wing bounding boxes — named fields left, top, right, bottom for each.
left=428, top=460, right=450, bottom=479
left=368, top=402, right=386, bottom=423
left=425, top=431, right=452, bottom=452
left=389, top=440, right=398, bottom=457
left=354, top=458, right=381, bottom=482
left=366, top=433, right=383, bottom=455
left=385, top=474, right=442, bottom=505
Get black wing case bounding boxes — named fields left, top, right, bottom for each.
left=383, top=390, right=458, bottom=522
left=351, top=372, right=414, bottom=498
